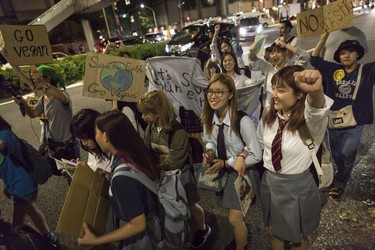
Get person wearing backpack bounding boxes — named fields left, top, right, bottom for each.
left=137, top=90, right=211, bottom=249
left=257, top=66, right=333, bottom=249
left=78, top=110, right=161, bottom=249
left=0, top=116, right=58, bottom=244
left=201, top=73, right=262, bottom=250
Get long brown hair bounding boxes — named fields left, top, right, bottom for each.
left=264, top=65, right=306, bottom=133
left=201, top=73, right=240, bottom=137
left=137, top=90, right=177, bottom=129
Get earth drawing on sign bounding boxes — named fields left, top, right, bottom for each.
left=100, top=61, right=133, bottom=95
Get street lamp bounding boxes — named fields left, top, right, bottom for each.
left=140, top=4, right=157, bottom=28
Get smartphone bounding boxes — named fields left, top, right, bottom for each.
left=61, top=158, right=78, bottom=167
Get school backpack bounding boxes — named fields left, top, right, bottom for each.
left=298, top=123, right=334, bottom=189
left=11, top=138, right=53, bottom=185
left=112, top=164, right=191, bottom=250
left=0, top=220, right=58, bottom=250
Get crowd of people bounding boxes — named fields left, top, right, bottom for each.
left=1, top=13, right=374, bottom=250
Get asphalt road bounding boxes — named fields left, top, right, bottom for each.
left=1, top=11, right=375, bottom=250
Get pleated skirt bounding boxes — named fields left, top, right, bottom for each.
left=260, top=169, right=321, bottom=242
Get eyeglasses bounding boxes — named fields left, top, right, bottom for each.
left=205, top=89, right=231, bottom=97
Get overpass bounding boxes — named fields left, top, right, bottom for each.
left=28, top=0, right=115, bottom=51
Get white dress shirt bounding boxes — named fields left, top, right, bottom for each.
left=257, top=95, right=333, bottom=174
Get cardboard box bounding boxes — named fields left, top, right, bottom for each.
left=56, top=163, right=110, bottom=238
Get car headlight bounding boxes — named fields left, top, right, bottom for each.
left=256, top=25, right=263, bottom=33
left=239, top=27, right=246, bottom=36
left=180, top=42, right=193, bottom=53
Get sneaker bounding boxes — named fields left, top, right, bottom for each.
left=191, top=225, right=211, bottom=248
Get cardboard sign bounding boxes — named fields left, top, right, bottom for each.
left=56, top=163, right=110, bottom=238
left=0, top=25, right=53, bottom=65
left=297, top=0, right=353, bottom=39
left=83, top=52, right=146, bottom=102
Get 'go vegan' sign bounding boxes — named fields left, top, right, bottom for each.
left=0, top=25, right=53, bottom=65
left=296, top=0, right=353, bottom=39
left=83, top=52, right=146, bottom=102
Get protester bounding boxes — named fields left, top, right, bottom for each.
left=322, top=27, right=368, bottom=62
left=249, top=42, right=310, bottom=109
left=78, top=110, right=161, bottom=249
left=277, top=19, right=301, bottom=63
left=278, top=19, right=297, bottom=46
left=210, top=24, right=244, bottom=69
left=222, top=52, right=253, bottom=88
left=70, top=109, right=111, bottom=173
left=310, top=31, right=375, bottom=199
left=222, top=51, right=263, bottom=122
left=201, top=73, right=262, bottom=250
left=137, top=90, right=211, bottom=248
left=13, top=65, right=79, bottom=175
left=204, top=58, right=222, bottom=80
left=257, top=66, right=333, bottom=249
left=0, top=116, right=58, bottom=244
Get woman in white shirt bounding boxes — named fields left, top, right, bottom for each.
left=222, top=52, right=262, bottom=122
left=221, top=52, right=251, bottom=88
left=257, top=66, right=333, bottom=249
left=201, top=73, right=262, bottom=249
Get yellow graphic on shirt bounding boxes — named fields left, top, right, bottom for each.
left=333, top=69, right=345, bottom=82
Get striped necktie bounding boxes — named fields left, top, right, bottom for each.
left=217, top=123, right=227, bottom=160
left=271, top=118, right=288, bottom=173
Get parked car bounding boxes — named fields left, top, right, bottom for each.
left=145, top=32, right=168, bottom=43
left=122, top=36, right=152, bottom=46
left=165, top=22, right=234, bottom=56
left=241, top=12, right=274, bottom=28
left=238, top=16, right=263, bottom=42
left=52, top=52, right=69, bottom=60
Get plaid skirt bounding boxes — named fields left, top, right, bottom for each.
left=260, top=169, right=321, bottom=242
left=179, top=107, right=203, bottom=133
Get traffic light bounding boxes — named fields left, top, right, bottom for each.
left=122, top=13, right=128, bottom=18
